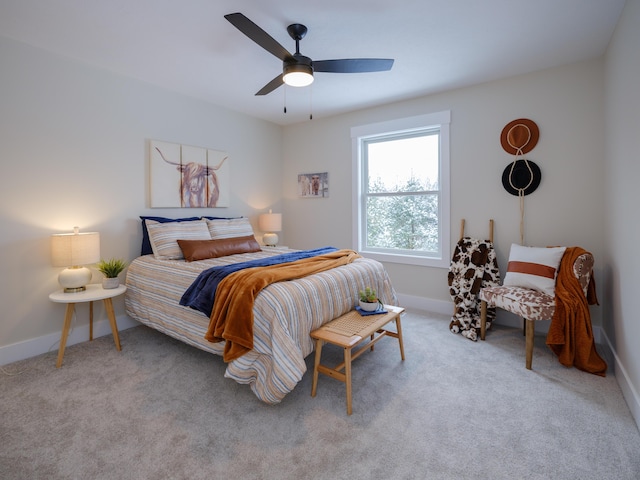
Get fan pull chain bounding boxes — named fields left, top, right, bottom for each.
left=309, top=85, right=313, bottom=120
left=283, top=85, right=287, bottom=114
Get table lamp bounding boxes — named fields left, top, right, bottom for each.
left=51, top=226, right=100, bottom=292
left=258, top=210, right=282, bottom=246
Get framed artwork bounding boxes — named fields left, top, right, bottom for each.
left=298, top=172, right=329, bottom=198
left=150, top=140, right=229, bottom=208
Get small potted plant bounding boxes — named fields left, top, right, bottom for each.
left=358, top=286, right=382, bottom=312
left=96, top=258, right=127, bottom=289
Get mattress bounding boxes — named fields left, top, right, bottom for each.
left=124, top=247, right=398, bottom=403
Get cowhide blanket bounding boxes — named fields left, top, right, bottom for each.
left=448, top=237, right=500, bottom=341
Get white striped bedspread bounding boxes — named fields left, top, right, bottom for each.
left=124, top=247, right=398, bottom=404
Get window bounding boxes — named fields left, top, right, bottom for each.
left=351, top=111, right=450, bottom=267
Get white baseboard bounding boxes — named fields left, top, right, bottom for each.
left=0, top=314, right=139, bottom=366
left=396, top=293, right=452, bottom=316
left=600, top=329, right=640, bottom=430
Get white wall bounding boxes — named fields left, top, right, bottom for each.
left=282, top=59, right=606, bottom=323
left=0, top=37, right=283, bottom=360
left=603, top=0, right=640, bottom=427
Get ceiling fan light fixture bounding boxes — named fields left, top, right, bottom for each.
left=224, top=13, right=393, bottom=96
left=283, top=63, right=314, bottom=87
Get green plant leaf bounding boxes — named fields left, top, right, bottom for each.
left=96, top=258, right=128, bottom=278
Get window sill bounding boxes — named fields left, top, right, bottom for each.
left=359, top=250, right=449, bottom=268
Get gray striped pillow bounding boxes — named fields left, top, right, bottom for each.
left=146, top=219, right=211, bottom=260
left=206, top=218, right=255, bottom=240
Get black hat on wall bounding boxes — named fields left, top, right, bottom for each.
left=501, top=159, right=541, bottom=196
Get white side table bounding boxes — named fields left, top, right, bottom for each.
left=49, top=284, right=126, bottom=367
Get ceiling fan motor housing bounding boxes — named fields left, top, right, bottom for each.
left=283, top=54, right=314, bottom=86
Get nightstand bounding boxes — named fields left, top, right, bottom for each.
left=49, top=283, right=126, bottom=367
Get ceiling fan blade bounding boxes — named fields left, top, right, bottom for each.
left=314, top=58, right=394, bottom=73
left=255, top=74, right=284, bottom=96
left=224, top=13, right=292, bottom=61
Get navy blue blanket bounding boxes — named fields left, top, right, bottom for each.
left=180, top=247, right=338, bottom=317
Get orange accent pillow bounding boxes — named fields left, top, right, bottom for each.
left=503, top=244, right=566, bottom=296
left=177, top=235, right=261, bottom=262
left=507, top=260, right=556, bottom=279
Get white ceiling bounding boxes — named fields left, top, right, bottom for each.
left=0, top=0, right=626, bottom=125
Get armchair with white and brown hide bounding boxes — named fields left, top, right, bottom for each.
left=479, top=244, right=606, bottom=376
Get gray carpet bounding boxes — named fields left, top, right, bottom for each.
left=1, top=310, right=639, bottom=480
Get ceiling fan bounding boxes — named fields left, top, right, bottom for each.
left=224, top=12, right=394, bottom=96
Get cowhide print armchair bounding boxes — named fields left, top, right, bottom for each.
left=478, top=251, right=594, bottom=370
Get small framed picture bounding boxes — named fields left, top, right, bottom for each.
left=298, top=172, right=329, bottom=198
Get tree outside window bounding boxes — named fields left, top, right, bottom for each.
left=352, top=112, right=450, bottom=268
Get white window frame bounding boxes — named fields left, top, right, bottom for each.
left=351, top=111, right=451, bottom=268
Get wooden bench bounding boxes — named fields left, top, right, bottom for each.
left=310, top=305, right=405, bottom=415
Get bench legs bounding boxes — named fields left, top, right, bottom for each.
left=311, top=339, right=355, bottom=415
left=311, top=315, right=405, bottom=415
left=395, top=316, right=405, bottom=361
left=311, top=338, right=322, bottom=399
left=344, top=348, right=353, bottom=415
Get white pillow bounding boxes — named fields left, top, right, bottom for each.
left=206, top=217, right=254, bottom=240
left=503, top=244, right=566, bottom=296
left=146, top=219, right=211, bottom=260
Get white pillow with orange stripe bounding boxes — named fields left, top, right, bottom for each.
left=503, top=244, right=566, bottom=296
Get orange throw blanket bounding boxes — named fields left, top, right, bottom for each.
left=546, top=247, right=607, bottom=376
left=204, top=249, right=361, bottom=362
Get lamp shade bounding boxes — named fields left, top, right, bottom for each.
left=258, top=211, right=282, bottom=233
left=51, top=227, right=100, bottom=292
left=259, top=210, right=282, bottom=247
left=51, top=228, right=100, bottom=267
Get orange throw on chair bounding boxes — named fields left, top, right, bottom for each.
left=546, top=247, right=607, bottom=376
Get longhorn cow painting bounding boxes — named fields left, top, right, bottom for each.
left=150, top=140, right=230, bottom=208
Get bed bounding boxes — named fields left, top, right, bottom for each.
left=124, top=216, right=398, bottom=404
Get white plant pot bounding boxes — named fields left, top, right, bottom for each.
left=102, top=277, right=120, bottom=289
left=359, top=300, right=380, bottom=312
